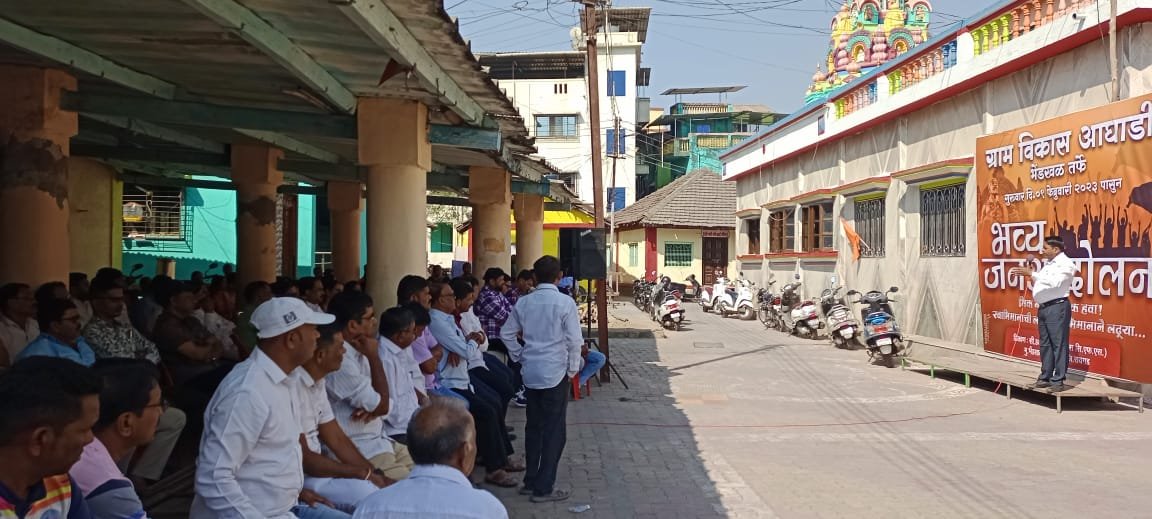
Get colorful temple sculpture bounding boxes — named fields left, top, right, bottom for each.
left=804, top=0, right=933, bottom=104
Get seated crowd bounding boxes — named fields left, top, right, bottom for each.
left=0, top=257, right=602, bottom=518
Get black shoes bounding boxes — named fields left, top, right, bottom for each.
left=1029, top=381, right=1051, bottom=389
left=1047, top=383, right=1068, bottom=392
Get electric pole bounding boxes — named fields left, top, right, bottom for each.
left=1109, top=0, right=1119, bottom=101
left=579, top=0, right=611, bottom=382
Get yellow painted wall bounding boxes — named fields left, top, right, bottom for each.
left=68, top=158, right=122, bottom=275
left=615, top=228, right=647, bottom=283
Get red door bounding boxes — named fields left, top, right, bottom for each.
left=702, top=237, right=728, bottom=285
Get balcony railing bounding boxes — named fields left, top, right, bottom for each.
left=832, top=0, right=1093, bottom=120
left=661, top=133, right=753, bottom=156
left=670, top=103, right=730, bottom=115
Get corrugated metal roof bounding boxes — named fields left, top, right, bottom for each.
left=580, top=7, right=651, bottom=43
left=660, top=86, right=746, bottom=95
left=613, top=169, right=735, bottom=229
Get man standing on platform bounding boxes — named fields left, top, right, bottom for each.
left=1011, top=236, right=1079, bottom=392
left=500, top=256, right=583, bottom=503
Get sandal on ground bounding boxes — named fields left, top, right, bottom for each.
left=503, top=456, right=526, bottom=472
left=485, top=471, right=520, bottom=488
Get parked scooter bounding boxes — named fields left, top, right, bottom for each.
left=714, top=275, right=756, bottom=320
left=683, top=274, right=702, bottom=302
left=819, top=284, right=858, bottom=349
left=846, top=287, right=903, bottom=367
left=779, top=277, right=821, bottom=337
left=756, top=280, right=779, bottom=329
left=651, top=277, right=686, bottom=330
left=698, top=276, right=726, bottom=313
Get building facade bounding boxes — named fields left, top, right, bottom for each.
left=722, top=0, right=1152, bottom=349
left=480, top=7, right=652, bottom=211
left=613, top=169, right=737, bottom=288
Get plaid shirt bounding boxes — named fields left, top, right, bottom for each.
left=505, top=287, right=522, bottom=308
left=473, top=286, right=513, bottom=339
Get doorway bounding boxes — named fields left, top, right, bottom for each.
left=702, top=236, right=728, bottom=285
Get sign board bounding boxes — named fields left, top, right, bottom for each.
left=975, top=94, right=1152, bottom=381
left=702, top=230, right=730, bottom=238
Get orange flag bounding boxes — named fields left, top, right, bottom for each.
left=840, top=217, right=862, bottom=261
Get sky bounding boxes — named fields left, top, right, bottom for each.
left=446, top=0, right=995, bottom=115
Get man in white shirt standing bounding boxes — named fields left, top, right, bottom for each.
left=1011, top=236, right=1079, bottom=392
left=191, top=297, right=335, bottom=519
left=500, top=255, right=584, bottom=503
left=353, top=398, right=508, bottom=519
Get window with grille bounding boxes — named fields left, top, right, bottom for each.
left=768, top=209, right=795, bottom=253
left=535, top=114, right=578, bottom=139
left=663, top=242, right=692, bottom=267
left=122, top=185, right=193, bottom=253
left=801, top=201, right=834, bottom=252
left=854, top=198, right=885, bottom=257
left=745, top=218, right=761, bottom=255
left=920, top=183, right=966, bottom=256
left=628, top=243, right=638, bottom=267
left=430, top=223, right=454, bottom=253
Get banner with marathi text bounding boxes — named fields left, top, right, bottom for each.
left=976, top=95, right=1152, bottom=382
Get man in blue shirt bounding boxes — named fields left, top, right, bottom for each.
left=0, top=356, right=102, bottom=518
left=16, top=298, right=96, bottom=367
left=500, top=256, right=584, bottom=503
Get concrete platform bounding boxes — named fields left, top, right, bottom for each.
left=902, top=335, right=1144, bottom=413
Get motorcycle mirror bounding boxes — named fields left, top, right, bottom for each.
left=829, top=275, right=837, bottom=286
left=889, top=286, right=899, bottom=293
left=793, top=273, right=801, bottom=280
left=846, top=290, right=859, bottom=296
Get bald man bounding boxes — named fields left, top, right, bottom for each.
left=352, top=398, right=508, bottom=519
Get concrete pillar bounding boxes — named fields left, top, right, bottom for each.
left=359, top=98, right=430, bottom=308
left=469, top=167, right=512, bottom=277
left=0, top=66, right=77, bottom=286
left=68, top=158, right=122, bottom=276
left=327, top=181, right=363, bottom=283
left=231, top=144, right=284, bottom=289
left=513, top=194, right=545, bottom=272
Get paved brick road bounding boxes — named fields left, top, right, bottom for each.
left=492, top=301, right=1152, bottom=518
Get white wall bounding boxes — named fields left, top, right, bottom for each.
left=499, top=78, right=591, bottom=201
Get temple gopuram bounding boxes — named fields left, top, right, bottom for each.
left=805, top=0, right=933, bottom=104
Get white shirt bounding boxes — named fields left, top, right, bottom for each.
left=459, top=308, right=487, bottom=369
left=1030, top=252, right=1078, bottom=304
left=294, top=368, right=335, bottom=454
left=351, top=464, right=508, bottom=519
left=500, top=283, right=584, bottom=389
left=191, top=349, right=303, bottom=519
left=325, top=341, right=394, bottom=459
left=379, top=337, right=426, bottom=437
left=0, top=314, right=38, bottom=362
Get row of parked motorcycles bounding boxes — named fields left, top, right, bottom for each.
left=753, top=275, right=905, bottom=366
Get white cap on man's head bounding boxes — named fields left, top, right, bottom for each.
left=251, top=297, right=335, bottom=339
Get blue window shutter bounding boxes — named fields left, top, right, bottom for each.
left=617, top=130, right=626, bottom=154
left=610, top=187, right=626, bottom=211
left=606, top=129, right=617, bottom=155
left=607, top=70, right=625, bottom=96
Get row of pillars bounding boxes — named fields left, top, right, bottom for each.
left=0, top=65, right=545, bottom=309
